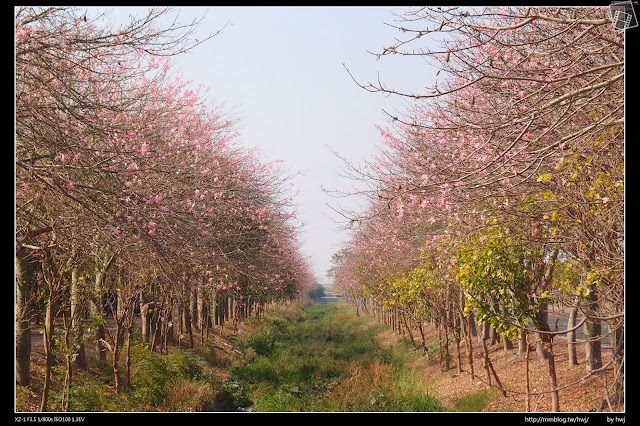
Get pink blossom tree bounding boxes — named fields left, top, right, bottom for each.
left=334, top=6, right=624, bottom=411
left=16, top=6, right=313, bottom=410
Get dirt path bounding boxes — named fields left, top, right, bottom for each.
left=378, top=323, right=621, bottom=412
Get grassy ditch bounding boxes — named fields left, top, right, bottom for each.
left=222, top=302, right=444, bottom=412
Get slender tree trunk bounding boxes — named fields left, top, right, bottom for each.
left=479, top=321, right=489, bottom=343
left=481, top=335, right=492, bottom=388
left=418, top=321, right=429, bottom=355
left=455, top=332, right=463, bottom=374
left=535, top=304, right=550, bottom=362
left=611, top=323, right=624, bottom=403
left=182, top=297, right=194, bottom=348
left=583, top=291, right=602, bottom=372
left=112, top=326, right=121, bottom=393
left=401, top=311, right=416, bottom=347
left=467, top=311, right=477, bottom=338
left=70, top=268, right=87, bottom=370
left=126, top=324, right=133, bottom=388
left=466, top=314, right=475, bottom=381
left=490, top=325, right=499, bottom=346
left=216, top=294, right=224, bottom=333
left=163, top=309, right=172, bottom=354
left=197, top=285, right=206, bottom=331
left=502, top=334, right=513, bottom=351
left=15, top=247, right=32, bottom=386
left=150, top=296, right=164, bottom=352
left=481, top=334, right=506, bottom=397
left=91, top=270, right=106, bottom=366
left=443, top=318, right=450, bottom=371
left=210, top=291, right=217, bottom=326
left=567, top=303, right=578, bottom=366
left=534, top=304, right=560, bottom=411
left=40, top=294, right=56, bottom=411
left=525, top=339, right=532, bottom=412
left=543, top=339, right=560, bottom=411
left=140, top=301, right=152, bottom=343
left=518, top=328, right=527, bottom=355
left=62, top=324, right=72, bottom=412
left=199, top=288, right=207, bottom=345
left=190, top=288, right=199, bottom=332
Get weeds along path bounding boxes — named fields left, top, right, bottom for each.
left=222, top=301, right=444, bottom=412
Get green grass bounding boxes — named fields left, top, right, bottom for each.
left=227, top=302, right=444, bottom=412
left=451, top=388, right=498, bottom=412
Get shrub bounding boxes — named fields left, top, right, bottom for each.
left=247, top=330, right=275, bottom=356
left=130, top=347, right=205, bottom=407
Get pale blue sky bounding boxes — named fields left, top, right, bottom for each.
left=108, top=6, right=434, bottom=282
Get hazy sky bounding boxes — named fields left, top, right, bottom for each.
left=109, top=6, right=434, bottom=281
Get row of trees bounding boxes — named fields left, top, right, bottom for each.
left=15, top=7, right=315, bottom=411
left=331, top=7, right=623, bottom=412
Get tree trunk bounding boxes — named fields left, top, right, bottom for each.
left=466, top=314, right=475, bottom=381
left=140, top=301, right=152, bottom=343
left=126, top=324, right=133, bottom=388
left=112, top=326, right=121, bottom=393
left=183, top=298, right=194, bottom=348
left=455, top=332, right=463, bottom=375
left=534, top=304, right=560, bottom=411
left=210, top=291, right=218, bottom=326
left=481, top=333, right=506, bottom=396
left=583, top=291, right=602, bottom=372
left=481, top=335, right=492, bottom=388
left=190, top=289, right=199, bottom=332
left=91, top=270, right=106, bottom=366
left=467, top=312, right=477, bottom=338
left=418, top=321, right=429, bottom=355
left=490, top=325, right=499, bottom=346
left=216, top=294, right=224, bottom=332
left=197, top=285, right=206, bottom=331
left=164, top=309, right=173, bottom=354
left=567, top=304, right=578, bottom=366
left=15, top=247, right=32, bottom=386
left=525, top=339, right=531, bottom=411
left=227, top=296, right=233, bottom=323
left=150, top=296, right=164, bottom=352
left=503, top=334, right=513, bottom=351
left=543, top=339, right=560, bottom=411
left=479, top=320, right=489, bottom=343
left=70, top=268, right=87, bottom=370
left=611, top=323, right=624, bottom=403
left=40, top=295, right=56, bottom=411
left=442, top=318, right=450, bottom=371
left=401, top=311, right=416, bottom=348
left=518, top=328, right=527, bottom=355
left=535, top=304, right=550, bottom=362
